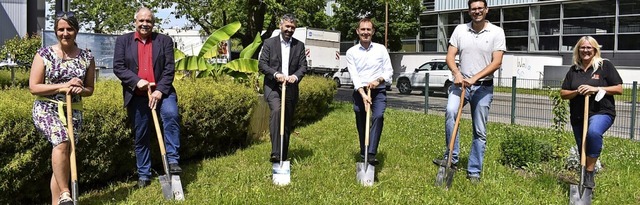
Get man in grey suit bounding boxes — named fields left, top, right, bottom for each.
left=259, top=14, right=307, bottom=163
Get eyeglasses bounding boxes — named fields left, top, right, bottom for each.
left=56, top=11, right=75, bottom=18
left=579, top=46, right=594, bottom=51
left=470, top=7, right=486, bottom=12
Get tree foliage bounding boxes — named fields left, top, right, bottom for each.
left=164, top=0, right=329, bottom=48
left=331, top=0, right=422, bottom=51
left=47, top=0, right=161, bottom=34
left=0, top=34, right=42, bottom=67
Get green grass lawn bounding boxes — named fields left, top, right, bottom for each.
left=79, top=102, right=640, bottom=204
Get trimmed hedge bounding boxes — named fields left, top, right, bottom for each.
left=499, top=126, right=554, bottom=168
left=0, top=76, right=335, bottom=203
left=0, top=68, right=30, bottom=88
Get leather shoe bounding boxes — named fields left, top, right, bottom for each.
left=363, top=154, right=379, bottom=166
left=137, top=179, right=151, bottom=188
left=433, top=159, right=457, bottom=170
left=270, top=155, right=281, bottom=163
left=169, top=163, right=182, bottom=174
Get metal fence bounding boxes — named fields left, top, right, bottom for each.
left=424, top=76, right=639, bottom=140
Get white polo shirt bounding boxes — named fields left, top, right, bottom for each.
left=449, top=21, right=506, bottom=81
left=346, top=42, right=393, bottom=90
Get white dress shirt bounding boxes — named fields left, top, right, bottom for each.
left=346, top=42, right=393, bottom=90
left=280, top=35, right=291, bottom=76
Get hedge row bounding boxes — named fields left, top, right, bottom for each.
left=0, top=68, right=29, bottom=89
left=0, top=76, right=335, bottom=203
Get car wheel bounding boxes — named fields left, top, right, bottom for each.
left=444, top=81, right=452, bottom=93
left=397, top=78, right=412, bottom=94
left=334, top=78, right=341, bottom=88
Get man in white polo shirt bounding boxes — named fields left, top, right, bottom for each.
left=433, top=0, right=506, bottom=184
left=346, top=18, right=393, bottom=165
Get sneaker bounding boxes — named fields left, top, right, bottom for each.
left=584, top=171, right=596, bottom=188
left=432, top=159, right=457, bottom=170
left=58, top=191, right=73, bottom=205
left=137, top=179, right=151, bottom=189
left=169, top=163, right=182, bottom=174
left=467, top=175, right=481, bottom=184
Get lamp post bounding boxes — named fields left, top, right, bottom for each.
left=384, top=0, right=388, bottom=48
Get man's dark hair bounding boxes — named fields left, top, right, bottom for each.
left=357, top=18, right=375, bottom=30
left=468, top=0, right=487, bottom=9
left=281, top=14, right=297, bottom=24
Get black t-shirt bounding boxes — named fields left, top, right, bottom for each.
left=561, top=59, right=623, bottom=123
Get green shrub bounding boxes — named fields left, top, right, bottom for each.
left=0, top=76, right=334, bottom=203
left=0, top=34, right=41, bottom=66
left=499, top=126, right=554, bottom=168
left=295, top=76, right=337, bottom=126
left=0, top=69, right=30, bottom=88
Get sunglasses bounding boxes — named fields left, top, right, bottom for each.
left=56, top=11, right=75, bottom=18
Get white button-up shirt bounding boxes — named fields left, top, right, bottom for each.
left=346, top=42, right=393, bottom=90
left=280, top=35, right=291, bottom=76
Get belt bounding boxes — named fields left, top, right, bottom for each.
left=36, top=96, right=83, bottom=126
left=473, top=80, right=493, bottom=86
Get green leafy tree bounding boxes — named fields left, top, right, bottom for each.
left=164, top=0, right=329, bottom=48
left=0, top=34, right=42, bottom=67
left=331, top=0, right=422, bottom=51
left=46, top=0, right=162, bottom=33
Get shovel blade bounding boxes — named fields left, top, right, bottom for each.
left=171, top=175, right=185, bottom=200
left=159, top=175, right=173, bottom=200
left=272, top=161, right=291, bottom=186
left=569, top=184, right=592, bottom=205
left=356, top=162, right=375, bottom=186
left=435, top=166, right=446, bottom=186
left=444, top=167, right=455, bottom=189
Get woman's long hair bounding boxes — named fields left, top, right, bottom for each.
left=572, top=36, right=603, bottom=73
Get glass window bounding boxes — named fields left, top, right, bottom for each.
left=563, top=1, right=615, bottom=18
left=620, top=0, right=640, bottom=15
left=538, top=36, right=559, bottom=50
left=619, top=16, right=640, bottom=33
left=420, top=40, right=437, bottom=52
left=506, top=37, right=528, bottom=51
left=401, top=40, right=417, bottom=52
left=441, top=12, right=462, bottom=25
left=463, top=8, right=500, bottom=23
left=562, top=35, right=614, bottom=51
left=418, top=62, right=434, bottom=71
left=503, top=7, right=528, bottom=21
left=503, top=22, right=528, bottom=36
left=619, top=34, right=640, bottom=50
left=535, top=4, right=560, bottom=19
left=420, top=27, right=438, bottom=39
left=420, top=14, right=437, bottom=26
left=537, top=20, right=560, bottom=35
left=444, top=25, right=457, bottom=38
left=563, top=18, right=614, bottom=34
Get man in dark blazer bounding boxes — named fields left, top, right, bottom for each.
left=113, top=7, right=181, bottom=188
left=259, top=14, right=307, bottom=163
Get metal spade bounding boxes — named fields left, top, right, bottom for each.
left=435, top=86, right=465, bottom=190
left=356, top=88, right=375, bottom=186
left=569, top=95, right=592, bottom=205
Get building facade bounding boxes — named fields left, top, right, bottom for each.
left=410, top=0, right=640, bottom=66
left=0, top=0, right=45, bottom=49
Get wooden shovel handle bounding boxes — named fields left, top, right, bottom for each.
left=580, top=95, right=590, bottom=166
left=446, top=86, right=466, bottom=168
left=364, top=88, right=371, bottom=146
left=64, top=91, right=78, bottom=182
left=147, top=83, right=167, bottom=156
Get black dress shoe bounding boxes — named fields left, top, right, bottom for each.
left=169, top=163, right=182, bottom=174
left=364, top=154, right=379, bottom=166
left=137, top=179, right=151, bottom=188
left=270, top=155, right=281, bottom=163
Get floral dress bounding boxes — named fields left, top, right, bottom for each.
left=32, top=46, right=92, bottom=146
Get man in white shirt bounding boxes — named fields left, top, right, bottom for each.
left=433, top=0, right=506, bottom=184
left=346, top=18, right=393, bottom=165
left=258, top=14, right=308, bottom=163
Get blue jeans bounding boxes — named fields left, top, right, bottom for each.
left=127, top=92, right=181, bottom=180
left=443, top=84, right=493, bottom=177
left=571, top=114, right=613, bottom=158
left=353, top=88, right=387, bottom=157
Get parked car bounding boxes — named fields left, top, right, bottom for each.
left=396, top=59, right=459, bottom=94
left=332, top=67, right=392, bottom=91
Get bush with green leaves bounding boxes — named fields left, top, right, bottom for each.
left=0, top=76, right=335, bottom=203
left=499, top=126, right=554, bottom=168
left=0, top=34, right=41, bottom=66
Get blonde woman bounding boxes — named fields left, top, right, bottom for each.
left=560, top=36, right=623, bottom=190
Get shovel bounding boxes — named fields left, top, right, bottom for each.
left=356, top=88, right=375, bottom=186
left=435, top=86, right=466, bottom=190
left=61, top=88, right=79, bottom=204
left=273, top=81, right=291, bottom=186
left=148, top=84, right=185, bottom=200
left=570, top=95, right=592, bottom=205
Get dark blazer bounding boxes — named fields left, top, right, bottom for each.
left=259, top=36, right=307, bottom=99
left=113, top=32, right=176, bottom=107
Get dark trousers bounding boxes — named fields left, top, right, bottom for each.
left=352, top=88, right=387, bottom=158
left=127, top=92, right=181, bottom=180
left=267, top=86, right=297, bottom=160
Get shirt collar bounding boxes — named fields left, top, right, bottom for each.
left=358, top=42, right=374, bottom=51
left=134, top=32, right=151, bottom=41
left=280, top=35, right=291, bottom=45
left=466, top=21, right=492, bottom=34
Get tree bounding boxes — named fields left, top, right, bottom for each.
left=165, top=0, right=329, bottom=48
left=47, top=0, right=161, bottom=34
left=331, top=0, right=422, bottom=51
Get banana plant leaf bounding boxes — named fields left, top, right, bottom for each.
left=174, top=49, right=186, bottom=62
left=224, top=58, right=259, bottom=74
left=239, top=33, right=263, bottom=59
left=175, top=56, right=213, bottom=71
left=199, top=21, right=241, bottom=58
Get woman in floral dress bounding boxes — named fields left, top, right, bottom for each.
left=29, top=12, right=95, bottom=205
